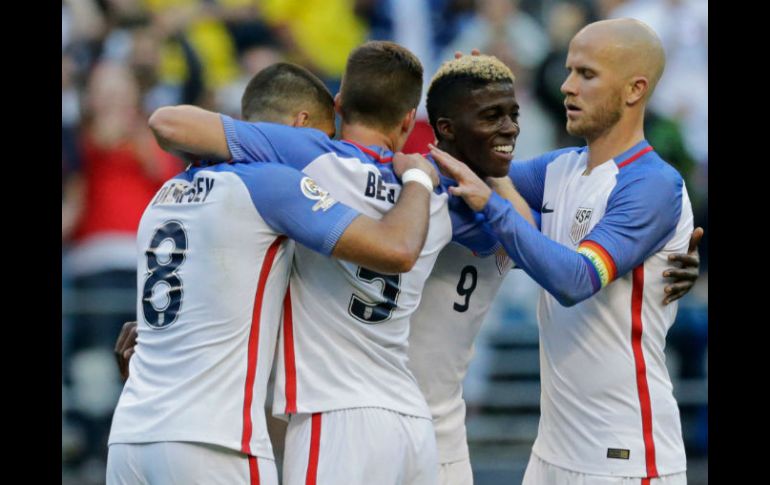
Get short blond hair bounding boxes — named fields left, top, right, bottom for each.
left=429, top=55, right=515, bottom=89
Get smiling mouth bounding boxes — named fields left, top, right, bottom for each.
left=492, top=145, right=514, bottom=154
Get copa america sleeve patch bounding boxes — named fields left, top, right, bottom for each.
left=578, top=240, right=617, bottom=289
left=300, top=176, right=338, bottom=212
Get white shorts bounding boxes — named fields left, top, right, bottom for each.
left=106, top=441, right=278, bottom=485
left=522, top=453, right=687, bottom=485
left=438, top=457, right=473, bottom=485
left=283, top=407, right=439, bottom=485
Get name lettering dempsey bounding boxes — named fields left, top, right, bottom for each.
left=153, top=177, right=216, bottom=206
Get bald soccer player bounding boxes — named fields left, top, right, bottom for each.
left=433, top=19, right=694, bottom=484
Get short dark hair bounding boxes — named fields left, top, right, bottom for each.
left=427, top=55, right=515, bottom=141
left=241, top=62, right=334, bottom=127
left=340, top=41, right=423, bottom=131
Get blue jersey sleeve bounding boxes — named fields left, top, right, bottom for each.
left=221, top=115, right=330, bottom=171
left=508, top=147, right=583, bottom=211
left=234, top=163, right=360, bottom=256
left=481, top=160, right=683, bottom=306
left=447, top=191, right=500, bottom=256
left=578, top=163, right=683, bottom=287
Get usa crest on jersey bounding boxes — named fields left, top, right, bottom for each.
left=569, top=207, right=593, bottom=244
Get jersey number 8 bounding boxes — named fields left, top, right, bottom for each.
left=142, top=220, right=188, bottom=329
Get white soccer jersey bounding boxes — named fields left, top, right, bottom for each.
left=108, top=161, right=359, bottom=461
left=407, top=242, right=512, bottom=463
left=222, top=119, right=478, bottom=419
left=499, top=141, right=692, bottom=477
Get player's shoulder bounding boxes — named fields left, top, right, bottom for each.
left=610, top=148, right=684, bottom=208
left=324, top=140, right=403, bottom=186
left=539, top=145, right=586, bottom=165
left=169, top=169, right=193, bottom=182
left=209, top=159, right=301, bottom=179
left=550, top=145, right=586, bottom=159
left=617, top=148, right=683, bottom=189
left=254, top=121, right=335, bottom=146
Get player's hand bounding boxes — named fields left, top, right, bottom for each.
left=115, top=320, right=139, bottom=381
left=454, top=49, right=482, bottom=59
left=429, top=144, right=491, bottom=211
left=662, top=227, right=704, bottom=304
left=393, top=152, right=440, bottom=188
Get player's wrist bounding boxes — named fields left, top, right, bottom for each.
left=402, top=168, right=435, bottom=192
left=474, top=188, right=496, bottom=212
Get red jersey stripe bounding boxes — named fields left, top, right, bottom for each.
left=241, top=236, right=286, bottom=454
left=248, top=455, right=260, bottom=485
left=631, top=265, right=659, bottom=478
left=343, top=140, right=393, bottom=164
left=283, top=285, right=297, bottom=414
left=305, top=413, right=322, bottom=485
left=617, top=145, right=654, bottom=169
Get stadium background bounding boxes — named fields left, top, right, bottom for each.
left=61, top=0, right=708, bottom=483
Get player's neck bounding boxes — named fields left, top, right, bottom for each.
left=340, top=123, right=398, bottom=152
left=436, top=140, right=462, bottom=178
left=585, top=120, right=645, bottom=173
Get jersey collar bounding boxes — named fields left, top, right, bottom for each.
left=342, top=140, right=394, bottom=164
left=614, top=140, right=653, bottom=169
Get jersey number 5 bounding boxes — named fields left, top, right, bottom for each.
left=142, top=220, right=188, bottom=328
left=348, top=267, right=401, bottom=324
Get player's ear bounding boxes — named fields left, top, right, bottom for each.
left=435, top=117, right=455, bottom=142
left=293, top=111, right=311, bottom=128
left=334, top=93, right=343, bottom=116
left=626, top=76, right=649, bottom=106
left=401, top=108, right=417, bottom=135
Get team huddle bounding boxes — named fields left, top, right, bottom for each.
left=107, top=18, right=701, bottom=485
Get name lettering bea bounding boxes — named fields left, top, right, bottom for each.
left=152, top=177, right=215, bottom=206
left=364, top=172, right=395, bottom=204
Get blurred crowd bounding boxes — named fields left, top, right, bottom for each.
left=62, top=1, right=708, bottom=483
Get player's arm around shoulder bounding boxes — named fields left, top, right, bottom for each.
left=332, top=153, right=439, bottom=274
left=149, top=105, right=231, bottom=161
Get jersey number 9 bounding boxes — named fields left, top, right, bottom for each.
left=453, top=265, right=478, bottom=313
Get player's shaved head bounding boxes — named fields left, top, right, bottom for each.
left=241, top=62, right=335, bottom=134
left=572, top=18, right=665, bottom=100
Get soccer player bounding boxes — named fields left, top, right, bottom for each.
left=406, top=54, right=532, bottom=485
left=106, top=62, right=442, bottom=485
left=141, top=41, right=491, bottom=485
left=408, top=53, right=700, bottom=485
left=432, top=19, right=694, bottom=484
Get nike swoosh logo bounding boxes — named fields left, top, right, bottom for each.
left=541, top=203, right=554, bottom=214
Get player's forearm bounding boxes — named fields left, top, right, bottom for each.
left=379, top=182, right=431, bottom=267
left=149, top=105, right=231, bottom=161
left=332, top=182, right=430, bottom=274
left=482, top=192, right=597, bottom=306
